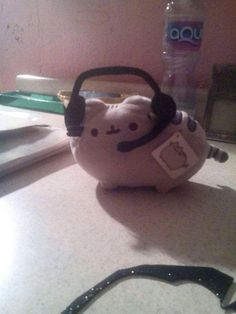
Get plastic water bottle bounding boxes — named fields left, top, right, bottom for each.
left=162, top=0, right=205, bottom=115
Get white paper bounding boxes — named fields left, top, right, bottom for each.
left=0, top=105, right=43, bottom=131
left=0, top=106, right=70, bottom=177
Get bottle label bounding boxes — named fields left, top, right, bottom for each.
left=167, top=21, right=203, bottom=50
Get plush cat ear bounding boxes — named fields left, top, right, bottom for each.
left=85, top=98, right=107, bottom=120
left=122, top=95, right=151, bottom=107
left=122, top=95, right=153, bottom=115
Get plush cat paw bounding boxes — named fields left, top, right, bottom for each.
left=100, top=182, right=118, bottom=190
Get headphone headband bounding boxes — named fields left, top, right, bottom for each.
left=70, top=66, right=161, bottom=102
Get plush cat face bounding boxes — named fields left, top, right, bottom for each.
left=80, top=96, right=157, bottom=152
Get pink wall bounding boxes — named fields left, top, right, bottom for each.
left=0, top=0, right=236, bottom=91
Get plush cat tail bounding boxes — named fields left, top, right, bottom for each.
left=207, top=145, right=229, bottom=163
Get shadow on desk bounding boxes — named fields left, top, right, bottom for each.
left=96, top=182, right=236, bottom=268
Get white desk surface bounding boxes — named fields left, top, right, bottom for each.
left=0, top=112, right=236, bottom=314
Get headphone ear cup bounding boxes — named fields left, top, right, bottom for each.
left=151, top=92, right=176, bottom=123
left=64, top=95, right=86, bottom=136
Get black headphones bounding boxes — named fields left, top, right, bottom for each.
left=64, top=66, right=176, bottom=152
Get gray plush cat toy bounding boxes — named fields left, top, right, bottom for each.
left=63, top=66, right=228, bottom=192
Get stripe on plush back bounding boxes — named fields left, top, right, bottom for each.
left=207, top=145, right=229, bottom=162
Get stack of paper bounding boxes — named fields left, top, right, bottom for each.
left=0, top=105, right=69, bottom=177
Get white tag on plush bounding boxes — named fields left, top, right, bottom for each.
left=152, top=132, right=199, bottom=179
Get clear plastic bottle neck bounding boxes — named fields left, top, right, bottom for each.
left=165, top=0, right=205, bottom=20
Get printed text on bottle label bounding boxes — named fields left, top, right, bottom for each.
left=167, top=21, right=203, bottom=50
